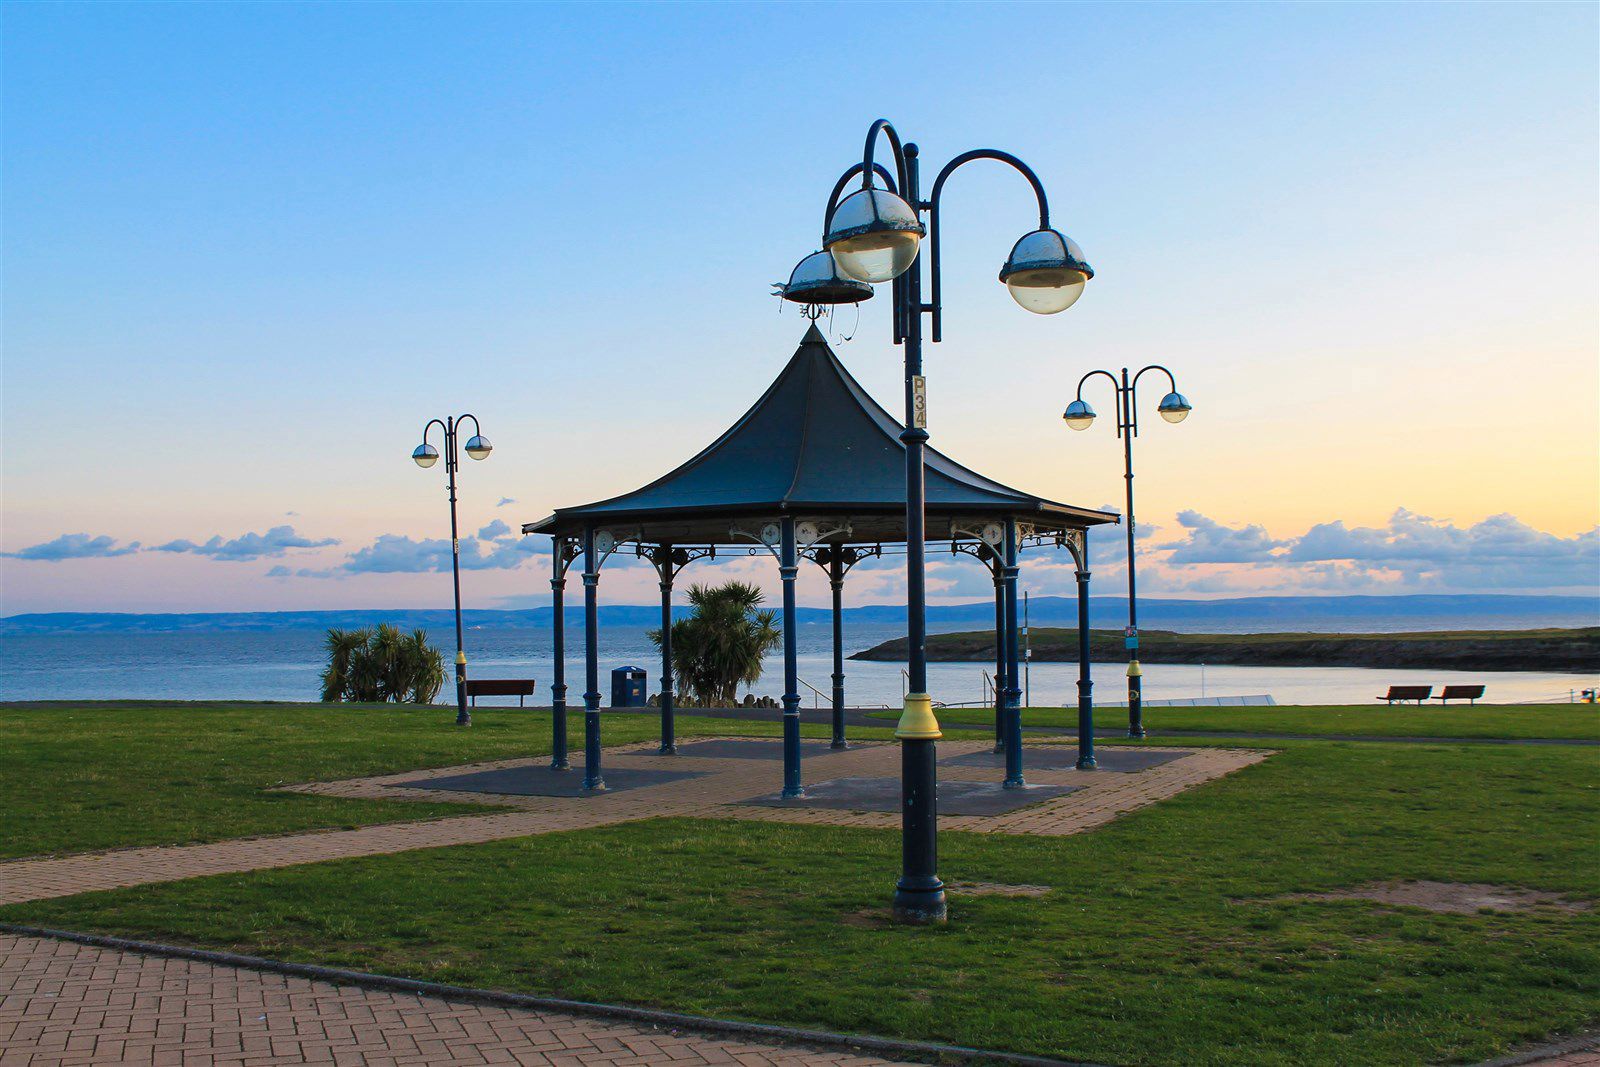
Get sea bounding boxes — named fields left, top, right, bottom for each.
left=2, top=622, right=1594, bottom=707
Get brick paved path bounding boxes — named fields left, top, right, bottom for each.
left=0, top=933, right=914, bottom=1065
left=0, top=741, right=1266, bottom=907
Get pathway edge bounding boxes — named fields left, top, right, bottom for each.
left=0, top=922, right=1102, bottom=1067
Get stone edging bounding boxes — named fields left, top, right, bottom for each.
left=1472, top=1028, right=1600, bottom=1067
left=0, top=922, right=1103, bottom=1067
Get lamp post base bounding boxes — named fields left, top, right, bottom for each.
left=892, top=880, right=948, bottom=925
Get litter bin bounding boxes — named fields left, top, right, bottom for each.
left=610, top=666, right=648, bottom=708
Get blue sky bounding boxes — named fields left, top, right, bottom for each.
left=3, top=2, right=1596, bottom=613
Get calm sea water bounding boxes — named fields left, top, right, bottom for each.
left=2, top=625, right=1593, bottom=706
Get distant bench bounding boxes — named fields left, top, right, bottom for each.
left=1377, top=685, right=1432, bottom=705
left=1377, top=684, right=1488, bottom=705
left=464, top=679, right=538, bottom=707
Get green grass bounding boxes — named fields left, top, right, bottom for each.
left=6, top=738, right=1596, bottom=1066
left=0, top=701, right=917, bottom=860
left=882, top=703, right=1600, bottom=740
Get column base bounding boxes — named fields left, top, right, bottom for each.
left=550, top=758, right=571, bottom=771
left=892, top=881, right=948, bottom=925
left=581, top=778, right=607, bottom=793
left=830, top=740, right=849, bottom=751
left=454, top=715, right=471, bottom=728
left=657, top=744, right=676, bottom=756
left=1002, top=776, right=1027, bottom=790
left=1076, top=756, right=1098, bottom=770
left=781, top=786, right=806, bottom=800
left=1128, top=728, right=1147, bottom=739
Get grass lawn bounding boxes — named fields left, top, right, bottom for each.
left=887, top=703, right=1600, bottom=740
left=0, top=701, right=917, bottom=860
left=5, top=734, right=1596, bottom=1066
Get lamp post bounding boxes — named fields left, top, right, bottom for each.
left=1063, top=369, right=1190, bottom=737
left=780, top=119, right=1093, bottom=925
left=412, top=414, right=492, bottom=727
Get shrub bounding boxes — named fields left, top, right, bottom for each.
left=319, top=625, right=446, bottom=704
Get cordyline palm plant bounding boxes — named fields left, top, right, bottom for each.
left=649, top=581, right=782, bottom=707
left=319, top=626, right=445, bottom=704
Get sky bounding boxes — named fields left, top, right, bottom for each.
left=2, top=1, right=1597, bottom=615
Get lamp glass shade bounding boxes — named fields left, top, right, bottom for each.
left=412, top=443, right=440, bottom=468
left=1062, top=399, right=1096, bottom=430
left=464, top=435, right=493, bottom=459
left=824, top=187, right=924, bottom=283
left=1157, top=392, right=1192, bottom=424
left=999, top=229, right=1093, bottom=315
left=779, top=250, right=874, bottom=305
left=1006, top=271, right=1086, bottom=314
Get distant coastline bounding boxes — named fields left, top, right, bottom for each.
left=852, top=627, right=1600, bottom=674
left=3, top=593, right=1596, bottom=636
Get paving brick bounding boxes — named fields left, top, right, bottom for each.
left=0, top=935, right=911, bottom=1065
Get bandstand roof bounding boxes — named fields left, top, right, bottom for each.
left=523, top=325, right=1117, bottom=546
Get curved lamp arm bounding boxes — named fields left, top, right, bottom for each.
left=1130, top=364, right=1179, bottom=397
left=860, top=117, right=910, bottom=197
left=927, top=149, right=1052, bottom=342
left=421, top=417, right=449, bottom=451
left=1074, top=368, right=1124, bottom=438
left=456, top=413, right=484, bottom=440
left=1074, top=368, right=1120, bottom=403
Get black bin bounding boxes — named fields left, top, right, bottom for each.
left=610, top=666, right=648, bottom=708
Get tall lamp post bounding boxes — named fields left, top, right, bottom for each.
left=412, top=415, right=493, bottom=727
left=1063, top=368, right=1190, bottom=737
left=780, top=119, right=1093, bottom=925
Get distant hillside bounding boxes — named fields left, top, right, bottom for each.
left=2, top=594, right=1595, bottom=636
left=853, top=627, right=1600, bottom=674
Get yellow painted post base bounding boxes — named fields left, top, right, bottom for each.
left=895, top=693, right=942, bottom=740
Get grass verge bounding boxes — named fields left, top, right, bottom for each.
left=0, top=701, right=915, bottom=860
left=6, top=739, right=1596, bottom=1066
left=884, top=703, right=1600, bottom=740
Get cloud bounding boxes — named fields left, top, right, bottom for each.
left=1160, top=510, right=1285, bottom=564
left=496, top=497, right=517, bottom=508
left=1, top=533, right=142, bottom=561
left=335, top=527, right=540, bottom=576
left=1139, top=508, right=1599, bottom=595
left=153, top=525, right=339, bottom=562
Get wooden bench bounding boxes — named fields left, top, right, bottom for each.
left=1433, top=684, right=1485, bottom=705
left=1377, top=685, right=1432, bottom=705
left=464, top=679, right=537, bottom=707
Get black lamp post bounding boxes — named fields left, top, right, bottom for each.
left=780, top=119, right=1093, bottom=925
left=1064, top=369, right=1190, bottom=737
left=412, top=414, right=492, bottom=727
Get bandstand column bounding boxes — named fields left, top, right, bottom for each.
left=992, top=569, right=1005, bottom=754
left=549, top=538, right=569, bottom=771
left=1075, top=533, right=1097, bottom=771
left=829, top=549, right=848, bottom=749
left=581, top=525, right=605, bottom=792
left=780, top=516, right=804, bottom=798
left=1002, top=518, right=1025, bottom=789
left=658, top=545, right=676, bottom=755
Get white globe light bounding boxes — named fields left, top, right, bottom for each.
left=1157, top=392, right=1192, bottom=424
left=999, top=229, right=1093, bottom=315
left=1062, top=400, right=1096, bottom=431
left=824, top=187, right=924, bottom=283
left=412, top=443, right=439, bottom=467
left=465, top=435, right=493, bottom=460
